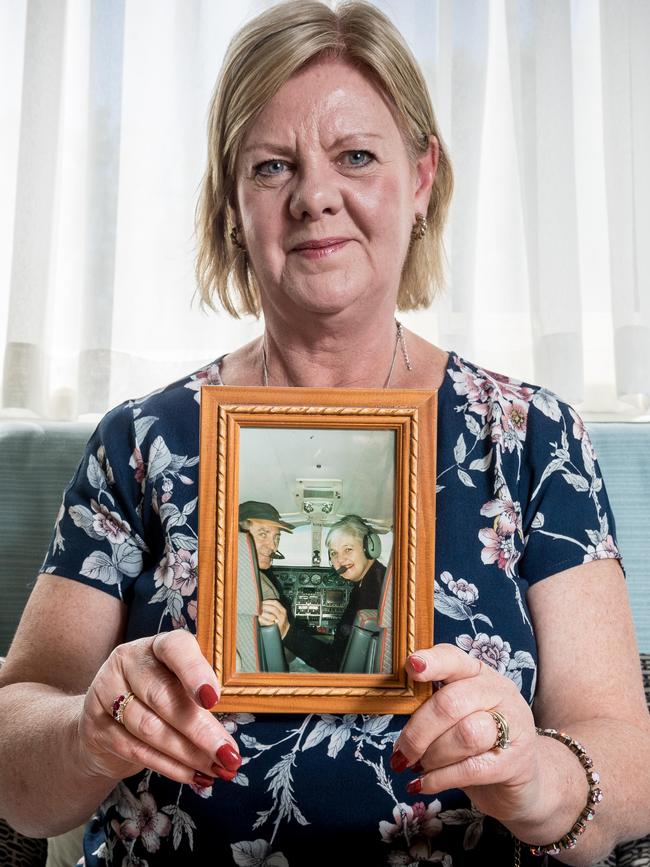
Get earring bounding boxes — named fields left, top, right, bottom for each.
left=230, top=225, right=246, bottom=250
left=410, top=213, right=427, bottom=242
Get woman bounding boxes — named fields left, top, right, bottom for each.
left=0, top=2, right=649, bottom=865
left=282, top=515, right=387, bottom=672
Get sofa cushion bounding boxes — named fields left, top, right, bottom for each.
left=588, top=423, right=650, bottom=653
left=0, top=421, right=94, bottom=655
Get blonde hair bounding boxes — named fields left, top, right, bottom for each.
left=195, top=0, right=453, bottom=318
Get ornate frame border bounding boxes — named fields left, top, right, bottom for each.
left=197, top=386, right=436, bottom=713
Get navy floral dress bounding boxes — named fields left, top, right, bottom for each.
left=42, top=353, right=621, bottom=867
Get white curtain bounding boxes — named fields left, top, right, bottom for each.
left=1, top=0, right=649, bottom=420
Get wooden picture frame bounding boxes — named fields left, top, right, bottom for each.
left=197, top=386, right=436, bottom=713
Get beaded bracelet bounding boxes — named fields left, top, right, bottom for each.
left=515, top=727, right=603, bottom=859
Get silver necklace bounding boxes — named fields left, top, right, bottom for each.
left=261, top=319, right=412, bottom=387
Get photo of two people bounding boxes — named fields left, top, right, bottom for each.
left=235, top=426, right=395, bottom=675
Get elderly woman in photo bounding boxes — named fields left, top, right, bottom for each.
left=282, top=515, right=387, bottom=672
left=1, top=2, right=649, bottom=865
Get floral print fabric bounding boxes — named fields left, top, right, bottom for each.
left=42, top=353, right=621, bottom=866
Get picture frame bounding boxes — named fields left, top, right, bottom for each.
left=197, top=386, right=437, bottom=713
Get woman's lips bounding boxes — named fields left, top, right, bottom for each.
left=291, top=238, right=350, bottom=259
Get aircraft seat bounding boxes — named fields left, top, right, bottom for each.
left=236, top=531, right=289, bottom=673
left=339, top=555, right=393, bottom=674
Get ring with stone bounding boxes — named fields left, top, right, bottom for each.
left=112, top=691, right=135, bottom=725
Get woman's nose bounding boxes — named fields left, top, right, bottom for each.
left=289, top=163, right=342, bottom=221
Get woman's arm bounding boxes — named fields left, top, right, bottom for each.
left=512, top=558, right=650, bottom=862
left=0, top=575, right=128, bottom=836
left=0, top=574, right=238, bottom=838
left=392, top=559, right=650, bottom=866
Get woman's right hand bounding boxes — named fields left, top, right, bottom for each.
left=77, top=630, right=241, bottom=788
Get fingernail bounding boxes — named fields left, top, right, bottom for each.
left=390, top=749, right=410, bottom=773
left=406, top=777, right=422, bottom=794
left=409, top=655, right=427, bottom=673
left=198, top=684, right=219, bottom=709
left=211, top=764, right=237, bottom=781
left=216, top=743, right=242, bottom=771
left=192, top=771, right=214, bottom=787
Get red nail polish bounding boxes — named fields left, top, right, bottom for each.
left=409, top=655, right=427, bottom=673
left=211, top=764, right=237, bottom=781
left=406, top=777, right=422, bottom=794
left=390, top=749, right=410, bottom=773
left=192, top=771, right=214, bottom=787
left=216, top=743, right=242, bottom=771
left=198, top=684, right=219, bottom=709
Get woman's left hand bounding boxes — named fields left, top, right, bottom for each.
left=392, top=643, right=541, bottom=825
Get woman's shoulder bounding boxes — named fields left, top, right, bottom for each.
left=445, top=352, right=560, bottom=404
left=443, top=351, right=580, bottom=438
left=440, top=351, right=599, bottom=494
left=91, top=358, right=225, bottom=456
left=126, top=357, right=225, bottom=415
left=439, top=353, right=616, bottom=583
left=366, top=559, right=386, bottom=597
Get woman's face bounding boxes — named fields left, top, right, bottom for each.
left=235, top=58, right=436, bottom=321
left=328, top=530, right=372, bottom=583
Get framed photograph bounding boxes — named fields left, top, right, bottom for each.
left=197, top=386, right=437, bottom=713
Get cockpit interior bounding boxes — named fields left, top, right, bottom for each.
left=237, top=425, right=396, bottom=673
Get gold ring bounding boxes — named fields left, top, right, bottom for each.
left=489, top=710, right=511, bottom=750
left=112, top=691, right=135, bottom=725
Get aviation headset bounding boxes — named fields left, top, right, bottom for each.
left=328, top=515, right=382, bottom=561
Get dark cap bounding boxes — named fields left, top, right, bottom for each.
left=238, top=501, right=295, bottom=532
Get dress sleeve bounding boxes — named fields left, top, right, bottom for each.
left=519, top=400, right=622, bottom=586
left=40, top=401, right=148, bottom=604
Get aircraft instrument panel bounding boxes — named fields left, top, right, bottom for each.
left=272, top=567, right=352, bottom=636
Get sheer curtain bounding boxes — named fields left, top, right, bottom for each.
left=1, top=0, right=648, bottom=421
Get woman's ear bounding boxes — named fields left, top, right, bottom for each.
left=414, top=135, right=439, bottom=213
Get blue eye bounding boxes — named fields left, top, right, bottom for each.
left=343, top=150, right=374, bottom=167
left=254, top=159, right=287, bottom=177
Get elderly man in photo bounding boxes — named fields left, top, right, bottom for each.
left=238, top=500, right=294, bottom=638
